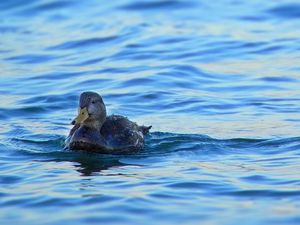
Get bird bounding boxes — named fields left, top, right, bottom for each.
left=66, top=91, right=151, bottom=154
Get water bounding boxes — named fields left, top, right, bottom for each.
left=1, top=0, right=300, bottom=224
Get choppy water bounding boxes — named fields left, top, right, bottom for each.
left=1, top=0, right=300, bottom=224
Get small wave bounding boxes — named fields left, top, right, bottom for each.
left=120, top=0, right=196, bottom=11
left=0, top=106, right=48, bottom=118
left=220, top=190, right=300, bottom=198
left=5, top=53, right=61, bottom=64
left=9, top=134, right=65, bottom=152
left=47, top=36, right=118, bottom=51
left=267, top=4, right=300, bottom=19
left=29, top=1, right=74, bottom=12
left=258, top=76, right=298, bottom=83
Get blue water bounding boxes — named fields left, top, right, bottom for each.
left=1, top=0, right=300, bottom=224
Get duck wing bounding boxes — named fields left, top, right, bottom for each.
left=101, top=115, right=147, bottom=151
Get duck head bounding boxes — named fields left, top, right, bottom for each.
left=72, top=92, right=106, bottom=130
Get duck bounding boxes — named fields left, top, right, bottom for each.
left=66, top=91, right=151, bottom=154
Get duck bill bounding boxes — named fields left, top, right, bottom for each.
left=73, top=107, right=89, bottom=125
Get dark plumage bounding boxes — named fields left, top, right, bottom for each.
left=66, top=92, right=151, bottom=153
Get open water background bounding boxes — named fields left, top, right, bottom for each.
left=0, top=0, right=300, bottom=224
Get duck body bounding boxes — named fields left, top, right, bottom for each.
left=66, top=92, right=151, bottom=154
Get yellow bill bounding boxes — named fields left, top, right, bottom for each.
left=73, top=107, right=89, bottom=124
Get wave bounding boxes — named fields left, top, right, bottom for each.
left=5, top=132, right=300, bottom=158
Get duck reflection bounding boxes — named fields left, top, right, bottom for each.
left=73, top=156, right=124, bottom=176
left=69, top=152, right=137, bottom=176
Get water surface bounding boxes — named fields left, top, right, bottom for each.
left=1, top=0, right=300, bottom=224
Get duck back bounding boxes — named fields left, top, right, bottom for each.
left=101, top=115, right=146, bottom=151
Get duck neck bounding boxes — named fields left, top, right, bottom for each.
left=82, top=117, right=106, bottom=131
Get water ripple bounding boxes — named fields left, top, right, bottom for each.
left=1, top=0, right=300, bottom=225
left=47, top=36, right=119, bottom=51
left=120, top=0, right=196, bottom=11
left=5, top=54, right=61, bottom=64
left=267, top=4, right=300, bottom=19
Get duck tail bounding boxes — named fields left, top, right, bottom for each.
left=139, top=125, right=152, bottom=135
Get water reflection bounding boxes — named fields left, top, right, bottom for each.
left=1, top=0, right=300, bottom=224
left=72, top=155, right=126, bottom=176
